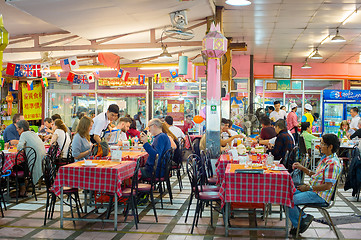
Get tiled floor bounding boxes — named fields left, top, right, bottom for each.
left=1, top=173, right=361, bottom=239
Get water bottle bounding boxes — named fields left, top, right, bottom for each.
left=134, top=137, right=139, bottom=147
left=267, top=153, right=274, bottom=167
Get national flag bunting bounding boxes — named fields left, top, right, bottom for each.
left=14, top=64, right=23, bottom=77
left=32, top=64, right=41, bottom=77
left=118, top=68, right=130, bottom=81
left=154, top=73, right=161, bottom=83
left=12, top=80, right=19, bottom=90
left=67, top=72, right=75, bottom=82
left=41, top=63, right=51, bottom=77
left=23, top=64, right=33, bottom=77
left=79, top=75, right=88, bottom=84
left=87, top=73, right=95, bottom=83
left=94, top=70, right=100, bottom=79
left=169, top=68, right=178, bottom=79
left=27, top=80, right=34, bottom=91
left=60, top=56, right=79, bottom=71
left=41, top=77, right=48, bottom=88
left=138, top=74, right=145, bottom=84
left=0, top=78, right=5, bottom=87
left=60, top=58, right=71, bottom=71
left=6, top=63, right=16, bottom=75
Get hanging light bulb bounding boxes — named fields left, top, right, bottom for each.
left=159, top=45, right=172, bottom=58
left=310, top=49, right=323, bottom=59
left=331, top=29, right=346, bottom=42
left=301, top=61, right=312, bottom=69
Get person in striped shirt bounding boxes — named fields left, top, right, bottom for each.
left=288, top=134, right=342, bottom=236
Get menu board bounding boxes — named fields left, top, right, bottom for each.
left=22, top=83, right=42, bottom=120
left=167, top=99, right=184, bottom=125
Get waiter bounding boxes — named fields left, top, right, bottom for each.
left=90, top=104, right=119, bottom=144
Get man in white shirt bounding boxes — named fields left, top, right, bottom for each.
left=165, top=116, right=185, bottom=139
left=269, top=101, right=287, bottom=122
left=221, top=119, right=241, bottom=146
left=350, top=107, right=360, bottom=132
left=116, top=117, right=132, bottom=142
left=90, top=104, right=119, bottom=144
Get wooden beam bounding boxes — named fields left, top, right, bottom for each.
left=150, top=29, right=156, bottom=43
left=40, top=35, right=80, bottom=47
left=9, top=37, right=33, bottom=45
left=230, top=42, right=247, bottom=51
left=4, top=41, right=202, bottom=53
left=132, top=47, right=201, bottom=64
left=215, top=6, right=224, bottom=34
left=10, top=31, right=70, bottom=40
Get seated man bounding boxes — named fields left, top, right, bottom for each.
left=165, top=115, right=185, bottom=140
left=259, top=116, right=276, bottom=140
left=270, top=119, right=294, bottom=162
left=4, top=113, right=24, bottom=147
left=139, top=119, right=171, bottom=178
left=350, top=119, right=361, bottom=139
left=288, top=133, right=342, bottom=235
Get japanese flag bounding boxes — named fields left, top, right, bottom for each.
left=68, top=56, right=79, bottom=70
left=87, top=73, right=95, bottom=83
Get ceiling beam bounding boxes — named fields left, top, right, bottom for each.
left=9, top=31, right=70, bottom=40
left=9, top=37, right=33, bottom=45
left=133, top=47, right=202, bottom=63
left=4, top=41, right=202, bottom=53
left=40, top=35, right=80, bottom=47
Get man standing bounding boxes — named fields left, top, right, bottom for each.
left=301, top=104, right=314, bottom=128
left=287, top=103, right=299, bottom=144
left=165, top=116, right=185, bottom=139
left=269, top=101, right=287, bottom=122
left=139, top=119, right=171, bottom=178
left=90, top=104, right=119, bottom=144
left=3, top=113, right=24, bottom=146
left=271, top=119, right=294, bottom=162
left=350, top=107, right=360, bottom=132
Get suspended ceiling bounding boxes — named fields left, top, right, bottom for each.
left=2, top=0, right=361, bottom=65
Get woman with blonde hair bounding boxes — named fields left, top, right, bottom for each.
left=338, top=120, right=351, bottom=139
left=50, top=119, right=71, bottom=158
left=72, top=116, right=94, bottom=161
left=162, top=122, right=182, bottom=164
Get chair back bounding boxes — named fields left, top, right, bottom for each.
left=0, top=151, right=5, bottom=175
left=299, top=135, right=307, bottom=156
left=163, top=149, right=174, bottom=180
left=186, top=133, right=194, bottom=152
left=42, top=155, right=57, bottom=191
left=150, top=154, right=159, bottom=185
left=23, top=147, right=37, bottom=178
left=186, top=154, right=201, bottom=195
left=327, top=168, right=343, bottom=209
left=178, top=137, right=185, bottom=153
left=130, top=158, right=141, bottom=196
left=15, top=147, right=37, bottom=179
left=192, top=138, right=201, bottom=157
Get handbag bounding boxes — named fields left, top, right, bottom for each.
left=52, top=132, right=68, bottom=164
left=92, top=139, right=109, bottom=157
left=291, top=168, right=303, bottom=186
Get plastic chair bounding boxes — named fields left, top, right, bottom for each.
left=296, top=176, right=342, bottom=238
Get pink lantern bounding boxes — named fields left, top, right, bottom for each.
left=202, top=23, right=228, bottom=58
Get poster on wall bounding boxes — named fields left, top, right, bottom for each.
left=278, top=80, right=291, bottom=90
left=230, top=96, right=245, bottom=132
left=167, top=100, right=184, bottom=125
left=22, top=83, right=42, bottom=120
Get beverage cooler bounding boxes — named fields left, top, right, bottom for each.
left=322, top=90, right=361, bottom=134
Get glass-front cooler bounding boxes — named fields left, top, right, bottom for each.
left=323, top=103, right=344, bottom=134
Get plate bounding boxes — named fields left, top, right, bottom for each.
left=81, top=163, right=98, bottom=167
left=2, top=150, right=10, bottom=154
left=252, top=163, right=262, bottom=168
left=271, top=166, right=288, bottom=171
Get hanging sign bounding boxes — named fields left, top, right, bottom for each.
left=22, top=83, right=42, bottom=120
left=167, top=99, right=184, bottom=125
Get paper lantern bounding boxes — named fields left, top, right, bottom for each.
left=193, top=115, right=204, bottom=124
left=178, top=56, right=188, bottom=75
left=202, top=23, right=227, bottom=58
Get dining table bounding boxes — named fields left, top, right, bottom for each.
left=52, top=159, right=137, bottom=230
left=219, top=162, right=296, bottom=237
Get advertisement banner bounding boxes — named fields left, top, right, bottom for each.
left=167, top=100, right=184, bottom=125
left=323, top=89, right=361, bottom=100
left=22, top=83, right=42, bottom=120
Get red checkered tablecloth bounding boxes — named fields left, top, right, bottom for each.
left=219, top=164, right=296, bottom=208
left=88, top=151, right=148, bottom=166
left=216, top=154, right=238, bottom=184
left=52, top=160, right=136, bottom=197
left=2, top=152, right=25, bottom=173
left=184, top=135, right=202, bottom=149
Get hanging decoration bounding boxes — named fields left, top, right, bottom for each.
left=0, top=15, right=9, bottom=80
left=117, top=68, right=130, bottom=81
left=41, top=77, right=48, bottom=88
left=0, top=77, right=5, bottom=87
left=87, top=73, right=94, bottom=83
left=138, top=74, right=145, bottom=84
left=5, top=91, right=13, bottom=115
left=41, top=63, right=51, bottom=77
left=154, top=73, right=162, bottom=83
left=56, top=72, right=61, bottom=82
left=60, top=56, right=79, bottom=71
left=12, top=80, right=19, bottom=90
left=169, top=68, right=178, bottom=79
left=193, top=115, right=204, bottom=124
left=27, top=80, right=34, bottom=91
left=178, top=56, right=188, bottom=75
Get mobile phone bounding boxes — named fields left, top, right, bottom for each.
left=143, top=130, right=148, bottom=135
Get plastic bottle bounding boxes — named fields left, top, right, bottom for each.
left=128, top=136, right=132, bottom=147
left=337, top=130, right=341, bottom=139
left=134, top=137, right=139, bottom=147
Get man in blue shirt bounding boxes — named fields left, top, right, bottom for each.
left=4, top=113, right=24, bottom=146
left=139, top=118, right=171, bottom=178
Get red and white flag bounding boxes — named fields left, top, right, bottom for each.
left=68, top=56, right=79, bottom=70
left=12, top=80, right=19, bottom=90
left=87, top=73, right=95, bottom=83
left=32, top=64, right=41, bottom=77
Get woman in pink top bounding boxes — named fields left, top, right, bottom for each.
left=287, top=103, right=299, bottom=144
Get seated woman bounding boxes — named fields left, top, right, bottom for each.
left=72, top=116, right=94, bottom=161
left=16, top=120, right=46, bottom=196
left=162, top=122, right=182, bottom=164
left=338, top=120, right=351, bottom=139
left=127, top=118, right=140, bottom=139
left=50, top=119, right=71, bottom=159
left=288, top=134, right=342, bottom=236
left=300, top=122, right=318, bottom=152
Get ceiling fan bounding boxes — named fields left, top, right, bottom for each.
left=163, top=10, right=195, bottom=40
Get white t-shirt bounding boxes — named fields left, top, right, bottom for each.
left=169, top=125, right=185, bottom=139
left=269, top=110, right=287, bottom=122
left=350, top=115, right=360, bottom=130
left=54, top=129, right=71, bottom=158
left=118, top=131, right=128, bottom=142
left=221, top=129, right=238, bottom=146
left=90, top=112, right=110, bottom=137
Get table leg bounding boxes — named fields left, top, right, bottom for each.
left=60, top=187, right=63, bottom=228
left=284, top=205, right=289, bottom=238
left=84, top=190, right=88, bottom=213
left=114, top=193, right=118, bottom=231
left=225, top=202, right=229, bottom=237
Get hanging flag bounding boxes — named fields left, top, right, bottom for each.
left=94, top=70, right=100, bottom=79
left=14, top=64, right=24, bottom=77
left=60, top=58, right=71, bottom=71
left=117, top=68, right=124, bottom=78
left=87, top=73, right=95, bottom=83
left=79, top=75, right=88, bottom=84
left=23, top=64, right=33, bottom=77
left=73, top=74, right=80, bottom=84
left=118, top=68, right=130, bottom=81
left=169, top=68, right=178, bottom=79
left=68, top=56, right=79, bottom=70
left=67, top=72, right=75, bottom=82
left=41, top=63, right=51, bottom=77
left=27, top=80, right=34, bottom=91
left=0, top=78, right=4, bottom=87
left=154, top=73, right=161, bottom=83
left=138, top=74, right=145, bottom=84
left=56, top=72, right=61, bottom=82
left=12, top=80, right=19, bottom=90
left=32, top=64, right=41, bottom=77
left=41, top=77, right=48, bottom=88
left=6, top=63, right=16, bottom=75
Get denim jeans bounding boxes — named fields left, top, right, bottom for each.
left=288, top=190, right=328, bottom=227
